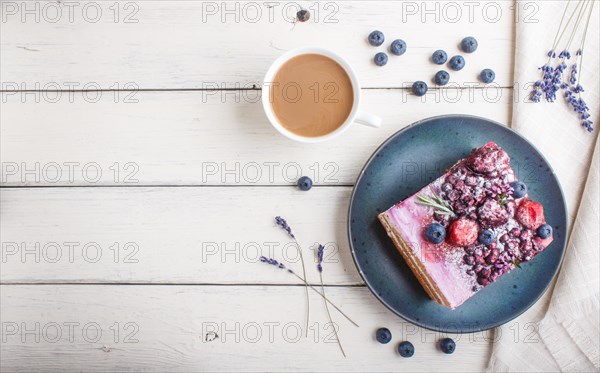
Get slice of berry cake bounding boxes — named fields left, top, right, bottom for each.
left=378, top=142, right=553, bottom=309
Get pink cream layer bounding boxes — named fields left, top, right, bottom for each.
left=387, top=176, right=477, bottom=308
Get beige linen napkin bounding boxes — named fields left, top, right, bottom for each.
left=487, top=1, right=599, bottom=372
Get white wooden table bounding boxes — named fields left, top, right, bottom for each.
left=1, top=1, right=526, bottom=371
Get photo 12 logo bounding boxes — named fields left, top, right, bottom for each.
left=1, top=321, right=139, bottom=344
left=399, top=1, right=539, bottom=24
left=1, top=1, right=140, bottom=24
left=402, top=82, right=506, bottom=104
left=201, top=321, right=341, bottom=344
left=201, top=241, right=339, bottom=265
left=1, top=162, right=140, bottom=184
left=392, top=320, right=540, bottom=345
left=200, top=161, right=339, bottom=184
left=2, top=241, right=140, bottom=264
left=1, top=82, right=140, bottom=103
left=200, top=1, right=339, bottom=24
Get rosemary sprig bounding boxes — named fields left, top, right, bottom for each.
left=496, top=193, right=508, bottom=206
left=512, top=259, right=522, bottom=269
left=415, top=187, right=455, bottom=217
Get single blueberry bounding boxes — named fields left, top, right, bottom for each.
left=297, top=176, right=313, bottom=191
left=440, top=338, right=456, bottom=354
left=296, top=9, right=310, bottom=22
left=425, top=223, right=446, bottom=244
left=390, top=39, right=407, bottom=56
left=412, top=81, right=428, bottom=96
left=509, top=181, right=528, bottom=198
left=432, top=50, right=448, bottom=64
left=398, top=341, right=415, bottom=357
left=479, top=229, right=495, bottom=245
left=480, top=69, right=496, bottom=83
left=368, top=30, right=385, bottom=47
left=374, top=52, right=388, bottom=66
left=375, top=328, right=392, bottom=344
left=537, top=224, right=553, bottom=239
left=434, top=70, right=450, bottom=86
left=449, top=55, right=465, bottom=71
left=461, top=36, right=478, bottom=53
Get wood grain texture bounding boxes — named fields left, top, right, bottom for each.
left=0, top=285, right=492, bottom=372
left=1, top=186, right=361, bottom=284
left=0, top=1, right=519, bottom=370
left=1, top=0, right=515, bottom=89
left=1, top=89, right=513, bottom=186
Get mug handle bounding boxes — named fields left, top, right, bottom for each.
left=355, top=111, right=382, bottom=128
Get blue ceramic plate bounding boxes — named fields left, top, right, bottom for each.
left=348, top=115, right=567, bottom=333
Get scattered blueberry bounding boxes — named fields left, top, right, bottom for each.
left=537, top=224, right=553, bottom=239
left=374, top=52, right=388, bottom=66
left=398, top=341, right=415, bottom=358
left=368, top=30, right=385, bottom=47
left=412, top=81, right=428, bottom=96
left=296, top=9, right=310, bottom=22
left=425, top=223, right=446, bottom=244
left=375, top=328, right=392, bottom=344
left=480, top=69, right=496, bottom=83
left=297, top=176, right=313, bottom=191
left=448, top=55, right=465, bottom=71
left=390, top=39, right=407, bottom=56
left=461, top=36, right=478, bottom=53
left=432, top=50, right=448, bottom=65
left=434, top=70, right=450, bottom=86
left=440, top=338, right=456, bottom=354
left=509, top=181, right=527, bottom=198
left=479, top=229, right=495, bottom=245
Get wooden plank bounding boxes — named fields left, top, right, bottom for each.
left=1, top=88, right=513, bottom=186
left=0, top=186, right=364, bottom=284
left=1, top=1, right=515, bottom=89
left=0, top=285, right=492, bottom=372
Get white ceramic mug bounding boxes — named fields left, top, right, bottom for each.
left=262, top=47, right=382, bottom=143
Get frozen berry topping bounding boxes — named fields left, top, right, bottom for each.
left=466, top=142, right=510, bottom=175
left=407, top=143, right=553, bottom=293
left=516, top=200, right=545, bottom=229
left=448, top=218, right=479, bottom=246
left=477, top=198, right=509, bottom=227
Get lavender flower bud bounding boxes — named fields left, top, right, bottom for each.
left=316, top=244, right=325, bottom=273
left=275, top=216, right=295, bottom=239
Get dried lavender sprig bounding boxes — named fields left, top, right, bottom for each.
left=577, top=0, right=594, bottom=75
left=561, top=1, right=595, bottom=132
left=563, top=0, right=589, bottom=52
left=317, top=244, right=324, bottom=273
left=560, top=0, right=591, bottom=69
left=534, top=0, right=584, bottom=102
left=274, top=216, right=310, bottom=336
left=577, top=1, right=595, bottom=132
left=316, top=245, right=346, bottom=357
left=260, top=256, right=290, bottom=271
left=275, top=216, right=295, bottom=239
left=259, top=256, right=359, bottom=327
left=550, top=0, right=585, bottom=57
left=531, top=0, right=595, bottom=133
left=547, top=2, right=570, bottom=57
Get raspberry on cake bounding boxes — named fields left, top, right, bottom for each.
left=378, top=142, right=553, bottom=309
